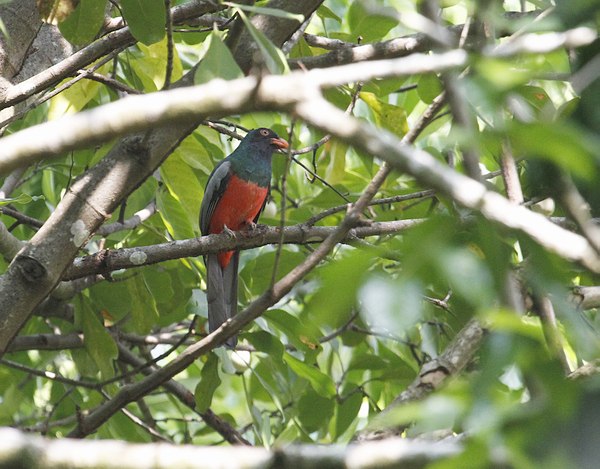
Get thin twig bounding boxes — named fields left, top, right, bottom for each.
left=163, top=0, right=174, bottom=90
left=270, top=123, right=294, bottom=288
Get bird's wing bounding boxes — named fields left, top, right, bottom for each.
left=200, top=160, right=231, bottom=235
left=253, top=183, right=271, bottom=224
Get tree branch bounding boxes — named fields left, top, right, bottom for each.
left=357, top=319, right=486, bottom=441
left=116, top=343, right=250, bottom=445
left=0, top=427, right=462, bottom=468
left=292, top=97, right=600, bottom=273
left=290, top=10, right=545, bottom=69
left=0, top=0, right=225, bottom=110
left=0, top=50, right=468, bottom=175
left=65, top=220, right=421, bottom=280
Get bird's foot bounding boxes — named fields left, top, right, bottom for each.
left=242, top=221, right=267, bottom=235
left=222, top=225, right=236, bottom=238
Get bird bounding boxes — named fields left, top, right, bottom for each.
left=200, top=128, right=289, bottom=347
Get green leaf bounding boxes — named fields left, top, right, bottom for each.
left=263, top=309, right=320, bottom=352
left=156, top=188, right=196, bottom=239
left=316, top=5, right=341, bottom=23
left=298, top=388, right=334, bottom=433
left=41, top=169, right=57, bottom=207
left=475, top=57, right=533, bottom=90
left=0, top=193, right=44, bottom=206
left=509, top=121, right=598, bottom=179
left=80, top=302, right=118, bottom=379
left=334, top=391, right=363, bottom=439
left=241, top=249, right=306, bottom=295
left=417, top=74, right=443, bottom=104
left=89, top=277, right=132, bottom=323
left=283, top=353, right=336, bottom=398
left=360, top=92, right=408, bottom=136
left=194, top=353, right=221, bottom=412
left=223, top=2, right=304, bottom=23
left=48, top=62, right=110, bottom=119
left=121, top=0, right=166, bottom=45
left=58, top=0, right=107, bottom=45
left=129, top=38, right=183, bottom=90
left=195, top=32, right=244, bottom=84
left=248, top=358, right=288, bottom=415
left=233, top=7, right=289, bottom=74
left=347, top=0, right=398, bottom=42
left=160, top=150, right=204, bottom=234
left=244, top=330, right=285, bottom=358
left=325, top=140, right=348, bottom=185
left=127, top=275, right=160, bottom=333
left=305, top=248, right=375, bottom=329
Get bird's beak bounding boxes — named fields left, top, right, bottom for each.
left=270, top=137, right=289, bottom=150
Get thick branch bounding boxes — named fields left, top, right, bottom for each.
left=291, top=10, right=545, bottom=69
left=0, top=0, right=224, bottom=110
left=0, top=51, right=468, bottom=175
left=0, top=427, right=462, bottom=468
left=358, top=319, right=486, bottom=441
left=293, top=97, right=600, bottom=273
left=65, top=220, right=421, bottom=280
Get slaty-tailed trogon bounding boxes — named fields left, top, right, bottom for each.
left=200, top=128, right=289, bottom=347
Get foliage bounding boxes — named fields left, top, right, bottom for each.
left=1, top=0, right=600, bottom=466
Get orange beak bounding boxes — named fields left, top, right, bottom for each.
left=270, top=137, right=289, bottom=150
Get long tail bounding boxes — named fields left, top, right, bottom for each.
left=206, top=252, right=239, bottom=347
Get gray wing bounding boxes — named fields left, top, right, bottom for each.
left=200, top=160, right=231, bottom=235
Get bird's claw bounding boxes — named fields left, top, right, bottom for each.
left=222, top=225, right=236, bottom=238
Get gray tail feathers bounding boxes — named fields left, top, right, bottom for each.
left=206, top=253, right=239, bottom=347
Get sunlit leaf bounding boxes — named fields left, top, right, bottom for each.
left=360, top=91, right=409, bottom=136
left=36, top=0, right=77, bottom=23
left=0, top=193, right=44, bottom=206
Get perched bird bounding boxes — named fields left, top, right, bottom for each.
left=200, top=128, right=289, bottom=347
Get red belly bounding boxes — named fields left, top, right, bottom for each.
left=209, top=174, right=268, bottom=268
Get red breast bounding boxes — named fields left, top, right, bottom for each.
left=209, top=174, right=269, bottom=268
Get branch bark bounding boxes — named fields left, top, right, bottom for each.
left=358, top=319, right=486, bottom=441
left=0, top=0, right=224, bottom=111
left=0, top=427, right=462, bottom=469
left=0, top=51, right=468, bottom=174
left=65, top=220, right=421, bottom=280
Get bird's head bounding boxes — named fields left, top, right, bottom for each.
left=245, top=128, right=289, bottom=153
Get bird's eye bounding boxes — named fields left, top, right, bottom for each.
left=260, top=129, right=269, bottom=137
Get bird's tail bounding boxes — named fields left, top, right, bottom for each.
left=206, top=253, right=239, bottom=347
